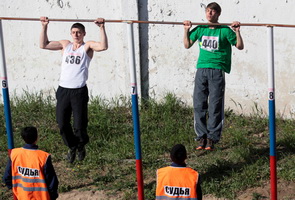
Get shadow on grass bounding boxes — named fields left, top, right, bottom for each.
left=202, top=142, right=295, bottom=181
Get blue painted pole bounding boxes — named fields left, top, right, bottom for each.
left=0, top=20, right=17, bottom=200
left=267, top=26, right=277, bottom=200
left=126, top=22, right=145, bottom=200
left=0, top=20, right=14, bottom=153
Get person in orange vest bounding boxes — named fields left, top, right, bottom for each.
left=156, top=144, right=202, bottom=200
left=3, top=126, right=59, bottom=200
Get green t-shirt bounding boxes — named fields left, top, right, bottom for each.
left=189, top=25, right=237, bottom=73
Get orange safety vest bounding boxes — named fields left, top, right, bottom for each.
left=11, top=148, right=51, bottom=200
left=156, top=166, right=199, bottom=200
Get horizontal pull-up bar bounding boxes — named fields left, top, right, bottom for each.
left=1, top=17, right=295, bottom=28
left=0, top=17, right=123, bottom=23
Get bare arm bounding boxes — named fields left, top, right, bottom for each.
left=87, top=18, right=108, bottom=52
left=231, top=21, right=244, bottom=50
left=39, top=16, right=67, bottom=50
left=183, top=20, right=194, bottom=49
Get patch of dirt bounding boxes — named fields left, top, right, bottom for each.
left=57, top=190, right=122, bottom=200
left=236, top=179, right=295, bottom=200
left=202, top=194, right=228, bottom=200
left=57, top=179, right=295, bottom=200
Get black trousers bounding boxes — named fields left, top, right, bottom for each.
left=56, top=85, right=89, bottom=150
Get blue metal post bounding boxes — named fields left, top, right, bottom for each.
left=267, top=26, right=277, bottom=200
left=126, top=22, right=145, bottom=200
left=0, top=19, right=17, bottom=200
left=0, top=20, right=14, bottom=153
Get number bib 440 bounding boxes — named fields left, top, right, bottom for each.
left=200, top=35, right=219, bottom=52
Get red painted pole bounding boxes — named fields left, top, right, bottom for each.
left=267, top=26, right=277, bottom=200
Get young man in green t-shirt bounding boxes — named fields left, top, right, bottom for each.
left=183, top=2, right=244, bottom=150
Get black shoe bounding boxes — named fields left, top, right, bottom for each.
left=77, top=146, right=86, bottom=161
left=196, top=138, right=207, bottom=150
left=205, top=139, right=214, bottom=150
left=67, top=149, right=76, bottom=163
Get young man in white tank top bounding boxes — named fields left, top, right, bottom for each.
left=39, top=16, right=108, bottom=163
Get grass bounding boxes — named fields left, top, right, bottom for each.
left=0, top=92, right=295, bottom=199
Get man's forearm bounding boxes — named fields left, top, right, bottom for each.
left=184, top=30, right=192, bottom=49
left=40, top=26, right=49, bottom=49
left=235, top=31, right=244, bottom=50
left=99, top=26, right=108, bottom=50
left=3, top=159, right=12, bottom=189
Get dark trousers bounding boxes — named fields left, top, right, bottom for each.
left=193, top=68, right=225, bottom=143
left=56, top=85, right=89, bottom=150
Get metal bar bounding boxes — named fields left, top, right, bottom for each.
left=0, top=20, right=14, bottom=151
left=126, top=22, right=145, bottom=200
left=267, top=26, right=277, bottom=200
left=0, top=17, right=124, bottom=23
left=0, top=19, right=17, bottom=200
left=1, top=17, right=295, bottom=27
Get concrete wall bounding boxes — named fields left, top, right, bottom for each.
left=1, top=0, right=295, bottom=118
left=0, top=0, right=140, bottom=99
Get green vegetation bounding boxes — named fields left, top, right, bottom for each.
left=0, top=92, right=294, bottom=199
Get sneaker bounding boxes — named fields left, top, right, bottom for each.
left=196, top=138, right=207, bottom=150
left=67, top=149, right=76, bottom=163
left=205, top=139, right=214, bottom=150
left=77, top=146, right=86, bottom=161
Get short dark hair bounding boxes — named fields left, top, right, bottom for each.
left=170, top=144, right=187, bottom=164
left=207, top=2, right=222, bottom=14
left=21, top=127, right=38, bottom=144
left=71, top=23, right=85, bottom=33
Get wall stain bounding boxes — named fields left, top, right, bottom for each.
left=57, top=0, right=63, bottom=8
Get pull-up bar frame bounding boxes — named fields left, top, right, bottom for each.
left=0, top=17, right=289, bottom=200
left=1, top=17, right=295, bottom=28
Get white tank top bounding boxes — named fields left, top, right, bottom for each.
left=59, top=43, right=91, bottom=88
